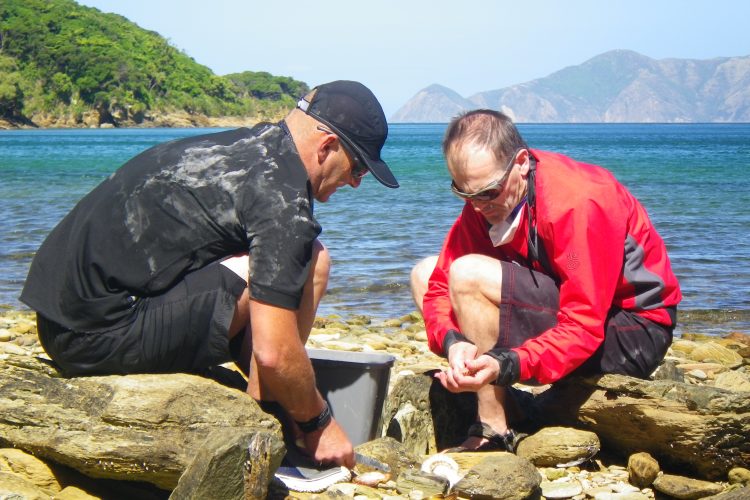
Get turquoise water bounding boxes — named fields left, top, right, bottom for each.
left=1, top=124, right=749, bottom=335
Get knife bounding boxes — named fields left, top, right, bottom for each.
left=354, top=452, right=391, bottom=472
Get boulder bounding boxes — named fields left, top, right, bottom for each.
left=516, top=427, right=600, bottom=467
left=169, top=430, right=284, bottom=500
left=627, top=452, right=660, bottom=488
left=454, top=453, right=542, bottom=500
left=0, top=353, right=282, bottom=490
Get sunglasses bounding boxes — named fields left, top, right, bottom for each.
left=317, top=126, right=369, bottom=179
left=450, top=149, right=523, bottom=202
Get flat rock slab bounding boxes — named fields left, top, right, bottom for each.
left=0, top=354, right=281, bottom=490
left=653, top=473, right=725, bottom=500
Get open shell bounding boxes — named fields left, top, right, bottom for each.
left=352, top=470, right=390, bottom=487
left=421, top=453, right=461, bottom=486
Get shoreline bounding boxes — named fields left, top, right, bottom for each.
left=0, top=111, right=274, bottom=131
left=3, top=305, right=748, bottom=338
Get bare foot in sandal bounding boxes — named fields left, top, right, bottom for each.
left=445, top=422, right=527, bottom=453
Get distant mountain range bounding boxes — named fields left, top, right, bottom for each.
left=391, top=50, right=750, bottom=123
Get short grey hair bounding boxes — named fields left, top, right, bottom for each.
left=443, top=109, right=528, bottom=170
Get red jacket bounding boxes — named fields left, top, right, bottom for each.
left=423, top=150, right=681, bottom=384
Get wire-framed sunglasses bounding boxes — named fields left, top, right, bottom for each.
left=450, top=149, right=523, bottom=201
left=317, top=126, right=369, bottom=179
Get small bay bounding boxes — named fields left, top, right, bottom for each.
left=1, top=123, right=748, bottom=335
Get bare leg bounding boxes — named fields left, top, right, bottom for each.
left=223, top=240, right=331, bottom=400
left=411, top=253, right=514, bottom=446
left=410, top=255, right=439, bottom=313
left=448, top=254, right=511, bottom=446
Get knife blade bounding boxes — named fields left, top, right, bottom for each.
left=354, top=452, right=391, bottom=472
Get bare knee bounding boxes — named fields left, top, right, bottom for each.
left=449, top=254, right=503, bottom=305
left=229, top=287, right=251, bottom=338
left=449, top=255, right=503, bottom=347
left=410, top=255, right=438, bottom=312
left=310, top=239, right=331, bottom=289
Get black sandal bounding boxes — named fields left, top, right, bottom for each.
left=445, top=422, right=527, bottom=453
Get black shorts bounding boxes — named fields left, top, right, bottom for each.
left=37, top=261, right=247, bottom=376
left=497, top=261, right=673, bottom=380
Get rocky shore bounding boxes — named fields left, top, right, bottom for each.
left=0, top=109, right=278, bottom=131
left=0, top=308, right=748, bottom=499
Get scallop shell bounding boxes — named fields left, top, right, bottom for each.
left=420, top=453, right=461, bottom=486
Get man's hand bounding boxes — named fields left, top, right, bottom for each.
left=303, top=418, right=354, bottom=468
left=448, top=340, right=478, bottom=375
left=434, top=340, right=480, bottom=392
left=248, top=299, right=355, bottom=467
left=435, top=345, right=521, bottom=392
left=435, top=348, right=499, bottom=392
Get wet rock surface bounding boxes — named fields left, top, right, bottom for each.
left=0, top=309, right=747, bottom=498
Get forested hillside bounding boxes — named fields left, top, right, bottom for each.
left=0, top=0, right=309, bottom=127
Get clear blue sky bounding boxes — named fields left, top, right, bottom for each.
left=77, top=0, right=749, bottom=117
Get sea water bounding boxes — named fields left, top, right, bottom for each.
left=1, top=123, right=748, bottom=335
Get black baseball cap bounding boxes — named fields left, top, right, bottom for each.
left=297, top=80, right=398, bottom=188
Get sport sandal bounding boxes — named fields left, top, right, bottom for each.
left=445, top=422, right=527, bottom=453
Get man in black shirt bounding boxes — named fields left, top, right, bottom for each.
left=21, top=80, right=398, bottom=468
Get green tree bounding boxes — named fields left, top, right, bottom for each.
left=0, top=55, right=24, bottom=117
left=0, top=0, right=308, bottom=125
left=51, top=72, right=73, bottom=103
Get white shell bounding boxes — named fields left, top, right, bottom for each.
left=353, top=470, right=390, bottom=487
left=420, top=453, right=461, bottom=486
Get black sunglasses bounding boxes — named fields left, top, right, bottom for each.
left=450, top=149, right=523, bottom=201
left=317, top=126, right=369, bottom=179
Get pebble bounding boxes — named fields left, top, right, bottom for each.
left=612, top=481, right=641, bottom=493
left=587, top=485, right=616, bottom=496
left=594, top=492, right=649, bottom=500
left=0, top=329, right=12, bottom=341
left=687, top=369, right=708, bottom=380
left=541, top=479, right=583, bottom=498
left=0, top=342, right=29, bottom=355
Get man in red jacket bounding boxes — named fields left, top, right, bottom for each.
left=411, top=110, right=681, bottom=452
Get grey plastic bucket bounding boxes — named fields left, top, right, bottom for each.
left=307, top=348, right=395, bottom=446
